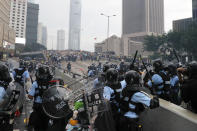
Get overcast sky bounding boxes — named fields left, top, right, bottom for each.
left=35, top=0, right=192, bottom=51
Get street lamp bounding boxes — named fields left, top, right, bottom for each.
left=100, top=13, right=116, bottom=52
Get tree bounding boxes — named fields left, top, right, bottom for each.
left=144, top=22, right=197, bottom=60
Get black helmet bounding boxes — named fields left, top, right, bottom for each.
left=153, top=59, right=163, bottom=72
left=168, top=63, right=177, bottom=76
left=36, top=65, right=53, bottom=85
left=125, top=70, right=140, bottom=85
left=187, top=61, right=197, bottom=78
left=106, top=68, right=118, bottom=84
left=0, top=64, right=12, bottom=84
left=103, top=64, right=110, bottom=73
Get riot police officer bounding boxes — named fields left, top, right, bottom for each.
left=103, top=68, right=123, bottom=125
left=147, top=60, right=171, bottom=100
left=0, top=64, right=15, bottom=131
left=12, top=60, right=31, bottom=86
left=93, top=64, right=110, bottom=89
left=28, top=65, right=53, bottom=131
left=178, top=61, right=197, bottom=113
left=118, top=70, right=159, bottom=131
left=168, top=64, right=180, bottom=105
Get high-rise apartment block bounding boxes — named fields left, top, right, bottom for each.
left=0, top=0, right=16, bottom=59
left=10, top=0, right=27, bottom=39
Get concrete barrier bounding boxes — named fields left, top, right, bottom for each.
left=140, top=99, right=197, bottom=131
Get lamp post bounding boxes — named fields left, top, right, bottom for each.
left=100, top=13, right=116, bottom=52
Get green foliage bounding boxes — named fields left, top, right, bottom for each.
left=144, top=21, right=197, bottom=60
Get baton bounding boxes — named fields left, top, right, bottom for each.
left=140, top=55, right=157, bottom=96
left=132, top=50, right=138, bottom=65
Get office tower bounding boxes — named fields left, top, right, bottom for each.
left=68, top=0, right=82, bottom=50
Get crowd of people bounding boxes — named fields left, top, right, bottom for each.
left=0, top=50, right=197, bottom=131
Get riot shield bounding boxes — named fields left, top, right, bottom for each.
left=42, top=85, right=73, bottom=119
left=84, top=87, right=116, bottom=131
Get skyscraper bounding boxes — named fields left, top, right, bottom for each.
left=25, top=1, right=39, bottom=45
left=42, top=26, right=47, bottom=48
left=57, top=30, right=65, bottom=50
left=10, top=0, right=27, bottom=39
left=122, top=0, right=164, bottom=35
left=68, top=0, right=82, bottom=50
left=193, top=0, right=197, bottom=19
left=122, top=0, right=164, bottom=56
left=37, top=23, right=47, bottom=48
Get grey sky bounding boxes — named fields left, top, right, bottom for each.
left=35, top=0, right=192, bottom=51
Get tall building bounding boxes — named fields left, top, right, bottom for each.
left=68, top=0, right=82, bottom=50
left=122, top=0, right=164, bottom=56
left=37, top=23, right=47, bottom=48
left=25, top=1, right=39, bottom=45
left=95, top=35, right=122, bottom=56
left=193, top=0, right=197, bottom=20
left=0, top=0, right=16, bottom=59
left=122, top=0, right=164, bottom=35
left=10, top=0, right=27, bottom=39
left=37, top=23, right=43, bottom=44
left=57, top=30, right=65, bottom=50
left=173, top=18, right=193, bottom=32
left=42, top=26, right=47, bottom=48
left=173, top=0, right=196, bottom=32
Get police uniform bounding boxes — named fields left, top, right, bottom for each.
left=28, top=81, right=49, bottom=131
left=121, top=80, right=127, bottom=89
left=147, top=73, right=164, bottom=95
left=170, top=75, right=180, bottom=104
left=0, top=86, right=6, bottom=102
left=12, top=68, right=30, bottom=84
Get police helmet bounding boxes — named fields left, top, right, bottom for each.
left=36, top=65, right=53, bottom=85
left=168, top=63, right=177, bottom=76
left=106, top=68, right=118, bottom=84
left=103, top=64, right=110, bottom=73
left=125, top=70, right=140, bottom=85
left=19, top=60, right=25, bottom=68
left=0, top=64, right=12, bottom=84
left=153, top=59, right=163, bottom=72
left=187, top=61, right=197, bottom=78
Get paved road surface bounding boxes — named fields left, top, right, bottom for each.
left=13, top=60, right=93, bottom=131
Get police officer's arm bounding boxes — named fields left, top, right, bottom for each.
left=103, top=86, right=112, bottom=101
left=132, top=92, right=159, bottom=109
left=24, top=71, right=31, bottom=82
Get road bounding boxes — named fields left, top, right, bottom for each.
left=12, top=60, right=94, bottom=131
